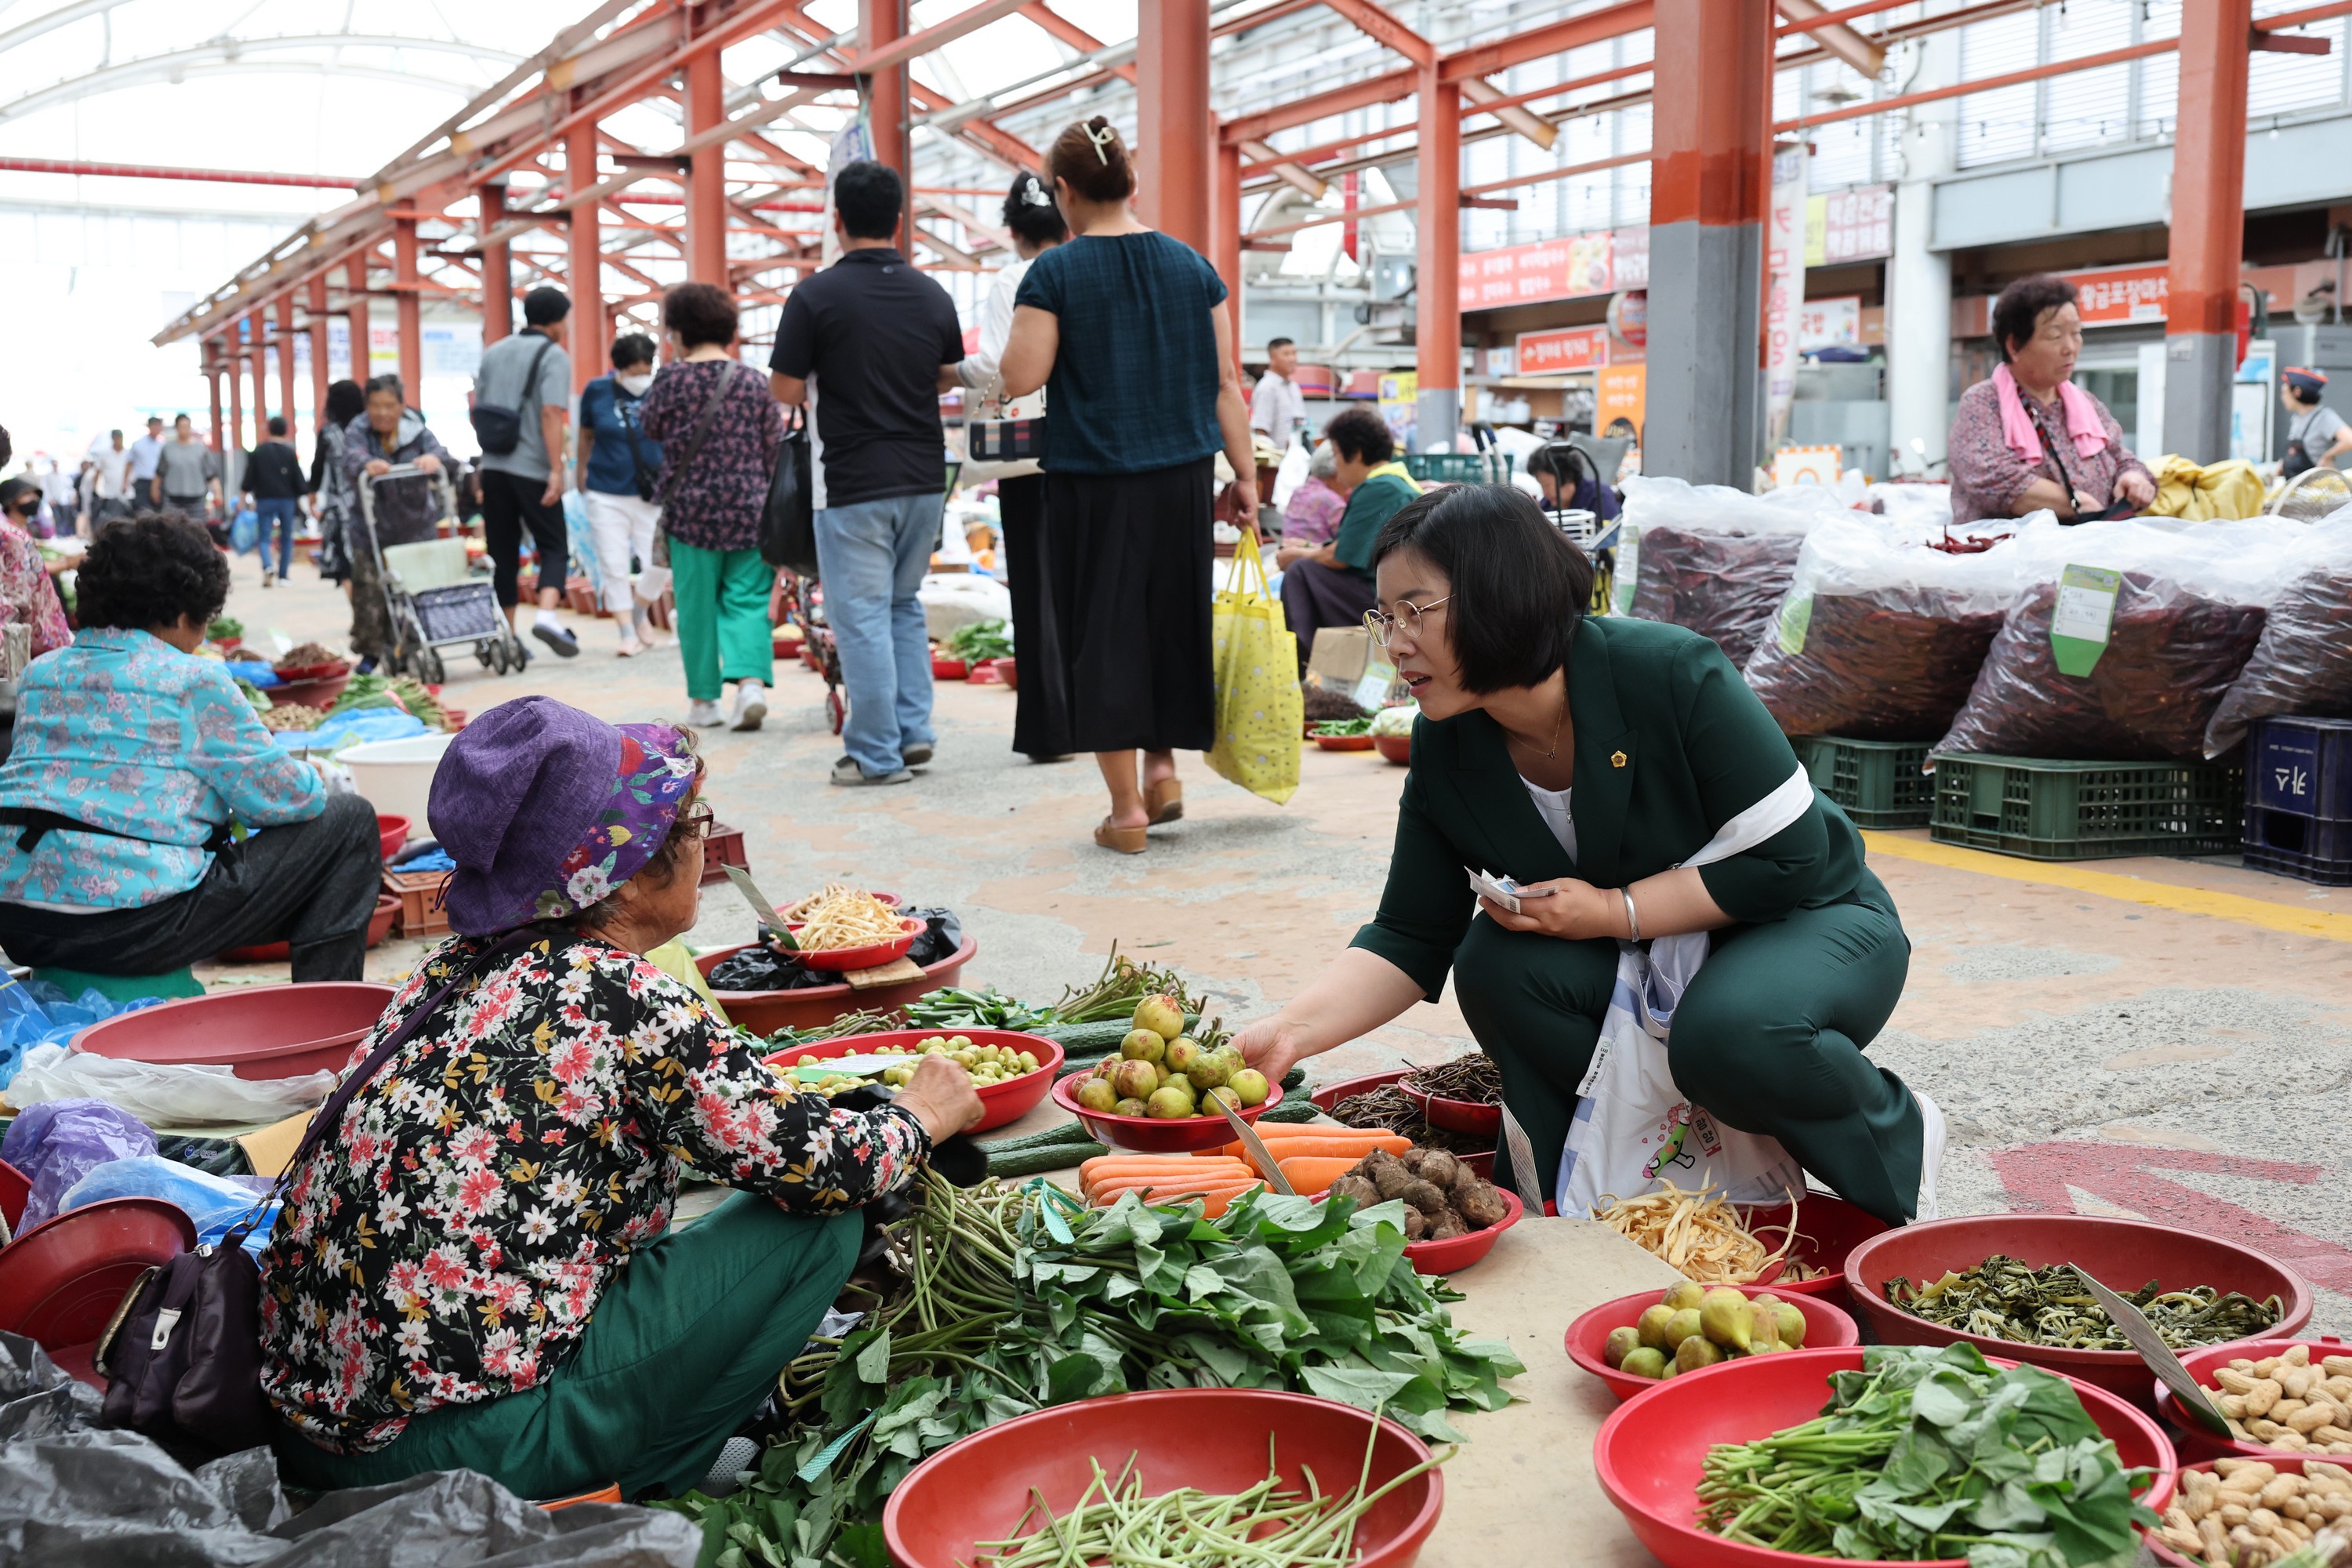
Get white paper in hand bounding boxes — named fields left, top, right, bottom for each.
left=1468, top=868, right=1524, bottom=915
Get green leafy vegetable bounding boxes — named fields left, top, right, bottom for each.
left=1310, top=717, right=1375, bottom=738
left=942, top=618, right=1014, bottom=662
left=1885, top=1255, right=2281, bottom=1351
left=208, top=616, right=244, bottom=641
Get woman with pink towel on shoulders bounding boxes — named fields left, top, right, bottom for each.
left=1947, top=274, right=2157, bottom=528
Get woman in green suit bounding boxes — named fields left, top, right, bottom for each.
left=1236, top=485, right=1942, bottom=1225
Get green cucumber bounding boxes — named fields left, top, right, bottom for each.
left=976, top=1120, right=1099, bottom=1156
left=1260, top=1099, right=1321, bottom=1124
left=987, top=1140, right=1105, bottom=1178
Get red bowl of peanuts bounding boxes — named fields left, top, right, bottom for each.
left=2158, top=1337, right=2352, bottom=1465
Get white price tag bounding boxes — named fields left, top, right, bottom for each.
left=2050, top=579, right=2116, bottom=644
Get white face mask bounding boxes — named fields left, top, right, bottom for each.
left=617, top=372, right=655, bottom=397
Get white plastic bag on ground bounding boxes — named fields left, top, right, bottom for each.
left=2, top=1044, right=332, bottom=1127
left=918, top=572, right=1013, bottom=643
left=1617, top=477, right=1851, bottom=668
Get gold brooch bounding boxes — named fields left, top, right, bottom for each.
left=1610, top=750, right=1627, bottom=768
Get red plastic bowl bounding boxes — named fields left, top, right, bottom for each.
left=270, top=671, right=354, bottom=710
left=1402, top=1185, right=1523, bottom=1276
left=0, top=1197, right=197, bottom=1388
left=786, top=916, right=922, bottom=973
left=883, top=1388, right=1443, bottom=1568
left=2156, top=1336, right=2352, bottom=1462
left=1565, top=1283, right=1864, bottom=1403
left=761, top=1028, right=1063, bottom=1135
left=930, top=655, right=968, bottom=680
left=694, top=936, right=977, bottom=1036
left=220, top=893, right=401, bottom=964
left=1315, top=732, right=1377, bottom=751
left=1312, top=1068, right=1494, bottom=1178
left=376, top=813, right=410, bottom=862
left=73, top=981, right=395, bottom=1080
left=1374, top=734, right=1412, bottom=764
left=1734, top=1192, right=1891, bottom=1309
left=1051, top=1070, right=1285, bottom=1153
left=270, top=659, right=350, bottom=682
left=1594, top=1345, right=2177, bottom=1568
left=1845, top=1214, right=2315, bottom=1399
left=0, top=1159, right=27, bottom=1231
left=1396, top=1072, right=1502, bottom=1137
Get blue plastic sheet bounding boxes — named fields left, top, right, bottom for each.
left=274, top=708, right=428, bottom=753
left=229, top=507, right=260, bottom=555
left=395, top=846, right=456, bottom=872
left=58, top=1156, right=278, bottom=1255
left=0, top=978, right=164, bottom=1091
left=223, top=659, right=281, bottom=688
left=0, top=1100, right=157, bottom=1229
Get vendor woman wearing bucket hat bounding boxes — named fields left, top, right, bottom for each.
left=259, top=695, right=983, bottom=1501
left=1231, top=485, right=1942, bottom=1229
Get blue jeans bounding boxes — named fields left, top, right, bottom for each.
left=814, top=492, right=940, bottom=776
left=256, top=496, right=300, bottom=579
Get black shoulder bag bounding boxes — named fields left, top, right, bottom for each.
left=92, top=924, right=556, bottom=1456
left=616, top=392, right=660, bottom=503
left=2030, top=398, right=2136, bottom=524
left=761, top=406, right=818, bottom=579
left=469, top=337, right=556, bottom=458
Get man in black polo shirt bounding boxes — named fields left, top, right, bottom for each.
left=770, top=161, right=964, bottom=786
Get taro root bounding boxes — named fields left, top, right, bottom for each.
left=1399, top=1178, right=1449, bottom=1215
left=1330, top=1173, right=1381, bottom=1209
left=1399, top=1146, right=1428, bottom=1174
left=1428, top=1210, right=1470, bottom=1240
left=1454, top=1178, right=1512, bottom=1229
left=1400, top=1206, right=1428, bottom=1241
left=1363, top=1150, right=1414, bottom=1200
left=1448, top=1163, right=1484, bottom=1203
left=1417, top=1149, right=1462, bottom=1192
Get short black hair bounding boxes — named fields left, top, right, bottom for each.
left=1001, top=170, right=1068, bottom=248
left=266, top=415, right=288, bottom=437
left=146, top=416, right=164, bottom=426
left=1371, top=483, right=1592, bottom=695
left=365, top=374, right=405, bottom=405
left=173, top=413, right=193, bottom=427
left=662, top=282, right=739, bottom=350
left=0, top=478, right=38, bottom=513
left=78, top=511, right=231, bottom=633
left=325, top=379, right=366, bottom=426
left=834, top=160, right=903, bottom=242
left=523, top=285, right=572, bottom=327
left=1268, top=337, right=1295, bottom=351
left=1991, top=274, right=2079, bottom=364
left=0, top=426, right=10, bottom=470
left=611, top=332, right=656, bottom=370
left=1323, top=406, right=1393, bottom=466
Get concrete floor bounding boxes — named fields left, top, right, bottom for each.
left=221, top=561, right=2352, bottom=1331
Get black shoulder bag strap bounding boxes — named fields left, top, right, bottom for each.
left=0, top=807, right=235, bottom=857
left=517, top=338, right=555, bottom=417
left=616, top=393, right=659, bottom=503
left=658, top=362, right=750, bottom=503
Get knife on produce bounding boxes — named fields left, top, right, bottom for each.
left=2068, top=1264, right=2234, bottom=1436
left=723, top=865, right=797, bottom=947
left=777, top=1054, right=908, bottom=1083
left=1211, top=1098, right=1295, bottom=1196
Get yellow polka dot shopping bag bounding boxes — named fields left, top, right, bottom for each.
left=1206, top=526, right=1301, bottom=805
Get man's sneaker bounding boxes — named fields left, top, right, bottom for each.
left=902, top=743, right=934, bottom=767
left=731, top=681, right=768, bottom=731
left=1912, top=1087, right=1947, bottom=1223
left=532, top=622, right=579, bottom=658
left=687, top=699, right=724, bottom=728
left=831, top=756, right=913, bottom=786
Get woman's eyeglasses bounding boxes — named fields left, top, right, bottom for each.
left=674, top=802, right=715, bottom=841
left=1363, top=596, right=1450, bottom=648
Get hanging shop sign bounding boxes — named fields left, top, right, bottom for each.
left=1764, top=149, right=1807, bottom=446
left=1596, top=363, right=1646, bottom=443
left=1805, top=185, right=1893, bottom=268
left=1515, top=325, right=1612, bottom=376
left=2068, top=263, right=2169, bottom=325
left=1798, top=296, right=1862, bottom=350
left=1606, top=289, right=1647, bottom=352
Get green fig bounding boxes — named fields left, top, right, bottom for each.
left=1663, top=1309, right=1703, bottom=1349
left=1163, top=1038, right=1203, bottom=1076
left=1075, top=1078, right=1119, bottom=1113
left=1226, top=1068, right=1270, bottom=1106
left=1121, top=1029, right=1167, bottom=1064
left=1661, top=1280, right=1705, bottom=1312
left=1618, top=1346, right=1667, bottom=1380
left=1772, top=1302, right=1806, bottom=1348
left=1111, top=1060, right=1160, bottom=1102
left=1635, top=1305, right=1677, bottom=1351
left=1132, top=995, right=1185, bottom=1040
left=1700, top=1288, right=1754, bottom=1353
left=1675, top=1335, right=1725, bottom=1374
left=1603, top=1327, right=1642, bottom=1369
left=1113, top=1098, right=1149, bottom=1116
left=1748, top=1303, right=1780, bottom=1353
left=1145, top=1086, right=1195, bottom=1119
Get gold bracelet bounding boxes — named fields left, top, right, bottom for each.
left=1620, top=887, right=1642, bottom=942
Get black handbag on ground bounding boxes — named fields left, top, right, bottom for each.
left=468, top=337, right=555, bottom=458
left=760, top=408, right=818, bottom=578
left=92, top=925, right=554, bottom=1455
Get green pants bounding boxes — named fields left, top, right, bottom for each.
left=671, top=540, right=776, bottom=702
left=274, top=1195, right=860, bottom=1501
left=1454, top=873, right=1922, bottom=1225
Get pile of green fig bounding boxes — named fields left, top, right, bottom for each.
left=1601, top=1281, right=1807, bottom=1381
left=1070, top=995, right=1272, bottom=1120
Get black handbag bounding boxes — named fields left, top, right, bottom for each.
left=468, top=338, right=554, bottom=458
left=760, top=408, right=818, bottom=578
left=967, top=416, right=1046, bottom=463
left=92, top=925, right=555, bottom=1455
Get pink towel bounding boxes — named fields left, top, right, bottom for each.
left=1993, top=364, right=2107, bottom=463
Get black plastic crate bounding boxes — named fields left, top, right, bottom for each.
left=2249, top=716, right=2352, bottom=820
left=1793, top=736, right=1934, bottom=828
left=1928, top=753, right=2245, bottom=862
left=2243, top=805, right=2352, bottom=886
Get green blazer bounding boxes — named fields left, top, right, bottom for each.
left=1351, top=615, right=1875, bottom=1000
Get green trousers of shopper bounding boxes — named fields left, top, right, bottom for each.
left=671, top=539, right=776, bottom=703
left=1454, top=874, right=1922, bottom=1225
left=273, top=1195, right=861, bottom=1501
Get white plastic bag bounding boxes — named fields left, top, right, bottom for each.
left=1270, top=441, right=1312, bottom=511
left=1617, top=477, right=1851, bottom=668
left=917, top=572, right=1014, bottom=642
left=2, top=1044, right=333, bottom=1127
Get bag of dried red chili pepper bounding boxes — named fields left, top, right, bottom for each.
left=2205, top=510, right=2352, bottom=757
left=1744, top=514, right=2037, bottom=741
left=1619, top=477, right=1845, bottom=670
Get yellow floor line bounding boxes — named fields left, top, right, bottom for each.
left=1860, top=831, right=2352, bottom=944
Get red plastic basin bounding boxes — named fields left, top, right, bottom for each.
left=2143, top=1458, right=2331, bottom=1567
left=693, top=937, right=977, bottom=1037
left=785, top=916, right=922, bottom=974
left=883, top=1388, right=1443, bottom=1568
left=1375, top=733, right=1412, bottom=764
left=1312, top=1067, right=1494, bottom=1180
left=0, top=1160, right=27, bottom=1231
left=1844, top=1214, right=2314, bottom=1399
left=220, top=893, right=402, bottom=964
left=1594, top=1345, right=2177, bottom=1568
left=761, top=1028, right=1063, bottom=1135
left=376, top=813, right=410, bottom=862
left=73, top=981, right=395, bottom=1080
left=1401, top=1185, right=1522, bottom=1276
left=0, top=1197, right=197, bottom=1388
left=1051, top=1070, right=1284, bottom=1154
left=1396, top=1072, right=1501, bottom=1137
left=1565, top=1283, right=1863, bottom=1403
left=2156, top=1335, right=2352, bottom=1463
left=1736, top=1192, right=1891, bottom=1309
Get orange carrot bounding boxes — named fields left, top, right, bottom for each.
left=1273, top=1156, right=1365, bottom=1196
left=1077, top=1156, right=1249, bottom=1185
left=1086, top=1181, right=1265, bottom=1215
left=1224, top=1135, right=1408, bottom=1172
left=1083, top=1176, right=1263, bottom=1201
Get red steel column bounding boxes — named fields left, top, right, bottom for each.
left=2164, top=0, right=2252, bottom=461
left=206, top=350, right=225, bottom=462
left=566, top=122, right=606, bottom=390
left=274, top=294, right=298, bottom=439
left=307, top=276, right=332, bottom=426
left=345, top=257, right=371, bottom=382
left=1213, top=132, right=1243, bottom=354
left=861, top=0, right=909, bottom=243
left=685, top=50, right=729, bottom=284
left=1645, top=0, right=1771, bottom=486
left=1414, top=64, right=1461, bottom=448
left=226, top=331, right=244, bottom=473
left=394, top=216, right=423, bottom=397
left=479, top=180, right=512, bottom=343
left=1137, top=0, right=1212, bottom=254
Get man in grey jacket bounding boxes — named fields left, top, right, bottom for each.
left=473, top=286, right=578, bottom=657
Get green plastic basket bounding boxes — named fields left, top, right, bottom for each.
left=1402, top=452, right=1510, bottom=485
left=1926, top=753, right=2245, bottom=862
left=1793, top=736, right=1934, bottom=829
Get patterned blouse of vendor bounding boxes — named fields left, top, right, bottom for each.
left=259, top=934, right=931, bottom=1454
left=1946, top=377, right=2153, bottom=528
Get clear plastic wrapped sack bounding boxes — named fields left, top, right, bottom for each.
left=2, top=1044, right=333, bottom=1128
left=1933, top=517, right=2302, bottom=763
left=1618, top=477, right=1849, bottom=669
left=2205, top=507, right=2352, bottom=757
left=0, top=1099, right=155, bottom=1229
left=1744, top=514, right=2047, bottom=742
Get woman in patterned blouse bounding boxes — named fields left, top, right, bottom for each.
left=1947, top=274, right=2157, bottom=528
left=260, top=695, right=982, bottom=1501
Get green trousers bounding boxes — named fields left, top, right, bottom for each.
left=671, top=540, right=776, bottom=702
left=274, top=1195, right=860, bottom=1501
left=1454, top=873, right=1922, bottom=1225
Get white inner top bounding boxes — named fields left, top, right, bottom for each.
left=1519, top=776, right=1578, bottom=861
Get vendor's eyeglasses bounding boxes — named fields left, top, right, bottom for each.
left=1363, top=596, right=1450, bottom=648
left=674, top=802, right=714, bottom=841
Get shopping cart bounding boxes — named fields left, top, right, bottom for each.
left=774, top=572, right=845, bottom=735
left=358, top=463, right=528, bottom=684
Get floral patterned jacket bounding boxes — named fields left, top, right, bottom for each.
left=258, top=933, right=931, bottom=1454
left=0, top=627, right=325, bottom=910
left=0, top=521, right=69, bottom=662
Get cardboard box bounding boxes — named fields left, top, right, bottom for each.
left=1305, top=626, right=1401, bottom=709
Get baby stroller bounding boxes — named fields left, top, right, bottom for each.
left=358, top=463, right=528, bottom=684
